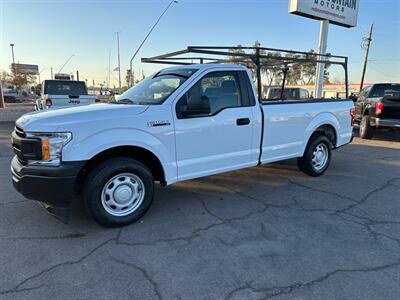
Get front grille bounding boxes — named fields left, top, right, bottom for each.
left=11, top=127, right=42, bottom=164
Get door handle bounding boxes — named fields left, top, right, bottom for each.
left=236, top=118, right=250, bottom=126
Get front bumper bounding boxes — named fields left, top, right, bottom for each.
left=11, top=156, right=85, bottom=222
left=375, top=118, right=400, bottom=128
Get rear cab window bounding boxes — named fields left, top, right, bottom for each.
left=44, top=81, right=87, bottom=96
left=369, top=84, right=400, bottom=98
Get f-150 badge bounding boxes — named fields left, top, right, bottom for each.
left=147, top=120, right=171, bottom=127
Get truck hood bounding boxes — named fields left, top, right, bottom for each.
left=16, top=103, right=149, bottom=132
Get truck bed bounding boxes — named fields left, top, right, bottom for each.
left=260, top=98, right=354, bottom=163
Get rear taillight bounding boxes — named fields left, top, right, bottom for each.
left=46, top=99, right=52, bottom=107
left=350, top=108, right=356, bottom=127
left=375, top=102, right=383, bottom=116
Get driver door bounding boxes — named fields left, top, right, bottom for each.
left=173, top=70, right=257, bottom=181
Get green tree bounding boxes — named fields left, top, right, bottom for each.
left=8, top=67, right=35, bottom=89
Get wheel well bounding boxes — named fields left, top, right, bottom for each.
left=310, top=124, right=337, bottom=148
left=75, top=146, right=166, bottom=194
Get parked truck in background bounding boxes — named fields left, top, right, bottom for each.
left=355, top=83, right=400, bottom=139
left=11, top=64, right=354, bottom=227
left=35, top=80, right=97, bottom=110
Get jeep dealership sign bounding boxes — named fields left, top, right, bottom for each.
left=289, top=0, right=359, bottom=27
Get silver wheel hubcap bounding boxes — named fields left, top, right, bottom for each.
left=101, top=173, right=145, bottom=217
left=311, top=143, right=329, bottom=171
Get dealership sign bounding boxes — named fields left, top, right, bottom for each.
left=11, top=63, right=39, bottom=75
left=289, top=0, right=359, bottom=27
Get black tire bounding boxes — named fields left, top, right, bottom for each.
left=83, top=157, right=154, bottom=227
left=359, top=116, right=374, bottom=139
left=297, top=135, right=332, bottom=177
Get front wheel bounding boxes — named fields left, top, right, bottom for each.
left=83, top=157, right=154, bottom=227
left=297, top=135, right=332, bottom=177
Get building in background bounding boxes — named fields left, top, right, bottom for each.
left=263, top=83, right=369, bottom=99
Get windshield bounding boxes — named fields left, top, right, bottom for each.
left=117, top=68, right=198, bottom=104
left=44, top=81, right=87, bottom=96
left=370, top=84, right=400, bottom=98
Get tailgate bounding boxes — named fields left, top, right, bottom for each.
left=381, top=96, right=400, bottom=119
left=46, top=94, right=96, bottom=108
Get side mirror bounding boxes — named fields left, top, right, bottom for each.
left=180, top=95, right=211, bottom=118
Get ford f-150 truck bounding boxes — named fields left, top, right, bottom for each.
left=35, top=80, right=97, bottom=110
left=11, top=64, right=354, bottom=227
left=354, top=83, right=400, bottom=139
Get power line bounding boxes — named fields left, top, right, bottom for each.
left=369, top=64, right=398, bottom=78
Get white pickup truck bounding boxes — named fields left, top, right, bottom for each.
left=11, top=64, right=354, bottom=227
left=35, top=80, right=97, bottom=110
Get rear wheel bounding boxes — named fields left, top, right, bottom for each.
left=83, top=157, right=154, bottom=227
left=359, top=116, right=374, bottom=139
left=297, top=135, right=332, bottom=177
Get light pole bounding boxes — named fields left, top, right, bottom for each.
left=129, top=0, right=178, bottom=87
left=38, top=67, right=51, bottom=84
left=58, top=54, right=75, bottom=73
left=115, top=32, right=121, bottom=90
left=10, top=43, right=15, bottom=65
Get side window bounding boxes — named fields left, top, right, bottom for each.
left=176, top=71, right=242, bottom=119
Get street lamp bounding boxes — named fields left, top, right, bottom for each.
left=129, top=0, right=178, bottom=87
left=38, top=67, right=51, bottom=84
left=58, top=54, right=75, bottom=73
left=10, top=43, right=15, bottom=65
left=115, top=32, right=121, bottom=90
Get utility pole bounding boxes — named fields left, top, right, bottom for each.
left=76, top=70, right=79, bottom=81
left=50, top=67, right=53, bottom=79
left=360, top=23, right=374, bottom=92
left=108, top=49, right=111, bottom=89
left=115, top=32, right=121, bottom=90
left=10, top=43, right=15, bottom=64
left=0, top=77, right=5, bottom=108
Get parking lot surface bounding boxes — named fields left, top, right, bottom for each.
left=0, top=122, right=399, bottom=299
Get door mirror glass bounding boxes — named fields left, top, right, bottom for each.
left=177, top=94, right=211, bottom=118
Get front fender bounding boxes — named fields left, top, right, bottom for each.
left=62, top=128, right=176, bottom=183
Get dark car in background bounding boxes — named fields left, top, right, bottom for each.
left=355, top=83, right=400, bottom=139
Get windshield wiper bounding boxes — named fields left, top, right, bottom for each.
left=119, top=98, right=136, bottom=104
left=112, top=98, right=152, bottom=105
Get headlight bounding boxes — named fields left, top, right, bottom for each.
left=25, top=132, right=72, bottom=166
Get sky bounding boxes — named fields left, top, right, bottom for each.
left=1, top=0, right=399, bottom=87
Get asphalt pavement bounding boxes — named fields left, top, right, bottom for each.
left=0, top=122, right=399, bottom=300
